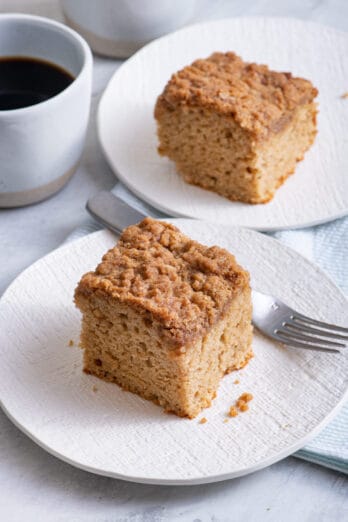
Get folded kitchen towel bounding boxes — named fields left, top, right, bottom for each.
left=272, top=217, right=348, bottom=474
left=67, top=182, right=348, bottom=475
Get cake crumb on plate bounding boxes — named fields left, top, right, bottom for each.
left=239, top=392, right=253, bottom=403
left=228, top=406, right=238, bottom=417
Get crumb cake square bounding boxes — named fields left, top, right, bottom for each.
left=75, top=218, right=253, bottom=418
left=154, top=52, right=318, bottom=204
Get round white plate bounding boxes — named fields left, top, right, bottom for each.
left=98, top=17, right=348, bottom=231
left=0, top=221, right=347, bottom=485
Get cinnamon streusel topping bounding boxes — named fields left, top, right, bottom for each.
left=155, top=52, right=318, bottom=140
left=76, top=218, right=249, bottom=346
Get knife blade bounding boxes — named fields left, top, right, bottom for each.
left=86, top=191, right=148, bottom=234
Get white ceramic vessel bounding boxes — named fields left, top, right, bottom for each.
left=61, top=0, right=201, bottom=58
left=0, top=14, right=92, bottom=207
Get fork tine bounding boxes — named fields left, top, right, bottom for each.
left=274, top=332, right=342, bottom=353
left=276, top=328, right=346, bottom=348
left=293, top=313, right=348, bottom=335
left=283, top=321, right=348, bottom=341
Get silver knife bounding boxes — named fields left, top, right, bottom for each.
left=86, top=191, right=147, bottom=234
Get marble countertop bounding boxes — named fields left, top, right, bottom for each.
left=0, top=1, right=347, bottom=520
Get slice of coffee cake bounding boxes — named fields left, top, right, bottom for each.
left=155, top=52, right=318, bottom=203
left=75, top=218, right=253, bottom=418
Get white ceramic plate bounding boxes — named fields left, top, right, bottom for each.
left=0, top=220, right=347, bottom=485
left=98, top=17, right=348, bottom=231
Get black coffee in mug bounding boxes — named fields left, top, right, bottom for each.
left=0, top=56, right=74, bottom=110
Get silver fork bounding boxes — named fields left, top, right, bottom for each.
left=252, top=291, right=348, bottom=353
left=87, top=191, right=348, bottom=354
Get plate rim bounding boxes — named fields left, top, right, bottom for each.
left=1, top=391, right=347, bottom=486
left=97, top=16, right=348, bottom=232
left=0, top=224, right=347, bottom=485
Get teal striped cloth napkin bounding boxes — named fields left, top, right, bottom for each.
left=272, top=220, right=348, bottom=474
left=67, top=182, right=348, bottom=474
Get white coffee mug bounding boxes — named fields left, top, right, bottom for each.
left=61, top=0, right=201, bottom=58
left=0, top=14, right=92, bottom=207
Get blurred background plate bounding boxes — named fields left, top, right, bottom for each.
left=98, top=17, right=348, bottom=231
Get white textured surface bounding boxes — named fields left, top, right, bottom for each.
left=98, top=17, right=348, bottom=231
left=0, top=222, right=347, bottom=484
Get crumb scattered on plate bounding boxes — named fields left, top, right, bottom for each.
left=68, top=339, right=74, bottom=347
left=199, top=417, right=208, bottom=424
left=341, top=92, right=348, bottom=99
left=233, top=379, right=240, bottom=384
left=228, top=406, right=238, bottom=418
left=228, top=392, right=254, bottom=417
left=239, top=392, right=253, bottom=402
left=236, top=392, right=253, bottom=412
left=92, top=385, right=98, bottom=393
